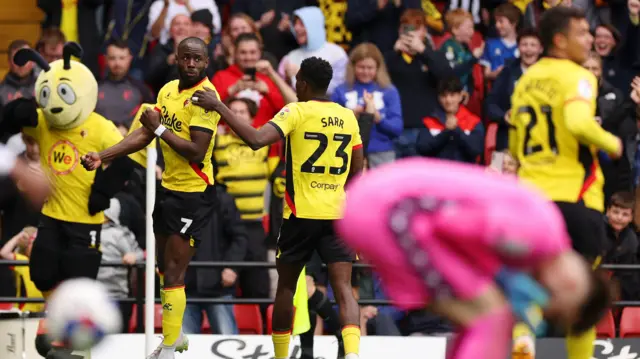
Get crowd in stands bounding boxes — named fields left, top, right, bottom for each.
left=1, top=0, right=640, bottom=338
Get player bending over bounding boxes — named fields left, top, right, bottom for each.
left=336, top=158, right=612, bottom=359
left=509, top=6, right=622, bottom=358
left=192, top=57, right=365, bottom=359
left=82, top=37, right=221, bottom=359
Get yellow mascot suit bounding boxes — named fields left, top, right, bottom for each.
left=0, top=43, right=137, bottom=359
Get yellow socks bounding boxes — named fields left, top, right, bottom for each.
left=342, top=325, right=361, bottom=358
left=272, top=330, right=291, bottom=359
left=162, top=286, right=186, bottom=346
left=566, top=326, right=596, bottom=359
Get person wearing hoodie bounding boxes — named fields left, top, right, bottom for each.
left=331, top=43, right=403, bottom=168
left=278, top=6, right=348, bottom=96
left=604, top=192, right=640, bottom=301
left=416, top=76, right=484, bottom=163
left=0, top=40, right=36, bottom=112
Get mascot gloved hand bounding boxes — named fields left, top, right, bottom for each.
left=0, top=42, right=136, bottom=218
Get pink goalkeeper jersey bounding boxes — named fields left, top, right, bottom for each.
left=336, top=158, right=570, bottom=310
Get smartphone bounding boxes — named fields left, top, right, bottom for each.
left=490, top=152, right=505, bottom=172
left=244, top=67, right=257, bottom=81
left=402, top=24, right=415, bottom=34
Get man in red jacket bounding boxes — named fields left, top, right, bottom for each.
left=212, top=33, right=285, bottom=128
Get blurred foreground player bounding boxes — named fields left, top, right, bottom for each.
left=509, top=6, right=622, bottom=358
left=191, top=57, right=365, bottom=359
left=336, top=158, right=612, bottom=359
left=0, top=144, right=49, bottom=207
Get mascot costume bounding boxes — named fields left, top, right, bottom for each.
left=0, top=43, right=136, bottom=358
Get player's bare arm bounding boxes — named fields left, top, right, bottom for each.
left=8, top=157, right=50, bottom=208
left=193, top=88, right=281, bottom=150
left=138, top=107, right=212, bottom=163
left=348, top=146, right=365, bottom=183
left=81, top=126, right=154, bottom=171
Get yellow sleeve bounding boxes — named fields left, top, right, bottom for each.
left=189, top=98, right=221, bottom=133
left=353, top=115, right=363, bottom=149
left=101, top=118, right=125, bottom=150
left=268, top=104, right=299, bottom=137
left=13, top=253, right=28, bottom=276
left=563, top=75, right=620, bottom=155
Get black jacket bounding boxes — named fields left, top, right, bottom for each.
left=185, top=185, right=248, bottom=298
left=144, top=40, right=179, bottom=95
left=485, top=58, right=525, bottom=151
left=37, top=0, right=103, bottom=79
left=604, top=220, right=640, bottom=301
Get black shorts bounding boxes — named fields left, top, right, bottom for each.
left=153, top=185, right=215, bottom=247
left=306, top=251, right=360, bottom=287
left=29, top=215, right=103, bottom=291
left=277, top=215, right=355, bottom=265
left=554, top=201, right=607, bottom=262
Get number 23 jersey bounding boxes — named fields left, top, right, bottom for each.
left=509, top=58, right=619, bottom=209
left=268, top=100, right=363, bottom=220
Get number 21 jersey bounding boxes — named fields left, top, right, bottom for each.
left=268, top=100, right=363, bottom=220
left=509, top=58, right=619, bottom=208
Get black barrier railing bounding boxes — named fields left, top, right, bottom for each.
left=0, top=260, right=639, bottom=333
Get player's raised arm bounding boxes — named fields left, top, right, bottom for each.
left=563, top=76, right=622, bottom=158
left=81, top=124, right=154, bottom=171
left=192, top=87, right=282, bottom=150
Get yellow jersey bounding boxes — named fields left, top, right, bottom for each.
left=23, top=111, right=124, bottom=224
left=154, top=78, right=221, bottom=192
left=214, top=133, right=271, bottom=220
left=268, top=100, right=363, bottom=220
left=509, top=58, right=620, bottom=212
left=127, top=104, right=158, bottom=168
left=11, top=253, right=44, bottom=312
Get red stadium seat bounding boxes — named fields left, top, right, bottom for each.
left=484, top=122, right=498, bottom=165
left=620, top=307, right=640, bottom=338
left=0, top=302, right=13, bottom=310
left=129, top=304, right=138, bottom=333
left=596, top=310, right=616, bottom=338
left=266, top=304, right=274, bottom=334
left=202, top=312, right=212, bottom=334
left=234, top=304, right=263, bottom=334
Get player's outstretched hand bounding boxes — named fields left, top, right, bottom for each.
left=81, top=152, right=102, bottom=171
left=192, top=87, right=222, bottom=112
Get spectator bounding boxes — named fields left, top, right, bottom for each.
left=447, top=0, right=483, bottom=24
left=385, top=9, right=453, bottom=158
left=211, top=13, right=279, bottom=74
left=183, top=184, right=248, bottom=335
left=230, top=0, right=302, bottom=61
left=440, top=9, right=484, bottom=94
left=0, top=226, right=43, bottom=312
left=190, top=9, right=218, bottom=78
left=360, top=274, right=403, bottom=336
left=485, top=28, right=543, bottom=150
left=105, top=0, right=150, bottom=81
left=522, top=0, right=570, bottom=29
left=604, top=192, right=640, bottom=301
left=593, top=3, right=640, bottom=95
left=480, top=3, right=521, bottom=81
left=346, top=0, right=422, bottom=54
left=145, top=14, right=192, bottom=94
left=416, top=76, right=484, bottom=163
left=96, top=198, right=144, bottom=332
left=212, top=33, right=285, bottom=128
left=34, top=28, right=65, bottom=76
left=332, top=43, right=403, bottom=168
left=0, top=40, right=36, bottom=113
left=317, top=0, right=353, bottom=51
left=584, top=51, right=635, bottom=205
left=96, top=40, right=154, bottom=131
left=148, top=0, right=221, bottom=45
left=37, top=0, right=103, bottom=78
left=279, top=7, right=348, bottom=95
left=213, top=97, right=274, bottom=310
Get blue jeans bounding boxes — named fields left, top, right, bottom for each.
left=394, top=128, right=421, bottom=159
left=182, top=295, right=238, bottom=334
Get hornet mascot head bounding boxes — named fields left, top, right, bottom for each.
left=14, top=42, right=97, bottom=130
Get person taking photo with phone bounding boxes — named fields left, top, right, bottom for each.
left=212, top=33, right=285, bottom=128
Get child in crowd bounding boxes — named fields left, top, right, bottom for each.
left=0, top=226, right=44, bottom=312
left=604, top=192, right=640, bottom=301
left=440, top=9, right=484, bottom=94
left=480, top=3, right=521, bottom=81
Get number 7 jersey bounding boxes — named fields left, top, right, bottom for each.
left=268, top=100, right=363, bottom=220
left=509, top=58, right=620, bottom=210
